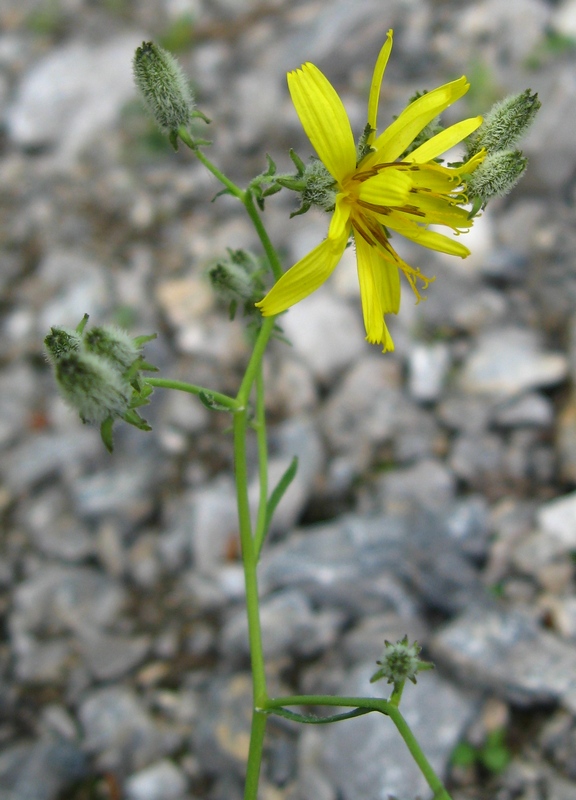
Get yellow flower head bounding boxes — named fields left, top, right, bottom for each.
left=256, top=30, right=485, bottom=351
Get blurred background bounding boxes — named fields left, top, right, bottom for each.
left=2, top=1, right=576, bottom=798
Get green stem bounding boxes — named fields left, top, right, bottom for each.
left=253, top=366, right=269, bottom=558
left=178, top=128, right=246, bottom=201
left=145, top=377, right=239, bottom=410
left=233, top=406, right=267, bottom=701
left=237, top=316, right=277, bottom=405
left=386, top=704, right=453, bottom=800
left=243, top=191, right=284, bottom=281
left=265, top=695, right=453, bottom=800
left=244, top=709, right=267, bottom=800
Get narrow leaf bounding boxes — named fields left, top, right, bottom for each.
left=264, top=456, right=298, bottom=531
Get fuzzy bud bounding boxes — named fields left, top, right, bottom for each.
left=467, top=149, right=528, bottom=204
left=208, top=249, right=265, bottom=316
left=370, top=636, right=433, bottom=687
left=83, top=325, right=141, bottom=374
left=133, top=41, right=195, bottom=133
left=55, top=352, right=132, bottom=424
left=44, top=327, right=82, bottom=364
left=301, top=158, right=338, bottom=212
left=466, top=90, right=540, bottom=158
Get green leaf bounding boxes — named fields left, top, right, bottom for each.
left=198, top=391, right=232, bottom=412
left=264, top=456, right=298, bottom=532
left=123, top=409, right=152, bottom=431
left=75, top=313, right=90, bottom=334
left=451, top=741, right=477, bottom=768
left=267, top=706, right=372, bottom=725
left=100, top=417, right=115, bottom=453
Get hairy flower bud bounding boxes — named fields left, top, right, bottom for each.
left=55, top=352, right=132, bottom=424
left=133, top=41, right=195, bottom=133
left=44, top=327, right=82, bottom=364
left=208, top=249, right=265, bottom=318
left=466, top=90, right=540, bottom=158
left=370, top=636, right=433, bottom=687
left=301, top=158, right=338, bottom=212
left=467, top=149, right=528, bottom=204
left=83, top=325, right=141, bottom=373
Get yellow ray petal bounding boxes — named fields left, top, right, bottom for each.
left=356, top=168, right=413, bottom=207
left=367, top=30, right=393, bottom=146
left=385, top=194, right=473, bottom=229
left=398, top=164, right=461, bottom=193
left=288, top=63, right=357, bottom=183
left=384, top=216, right=471, bottom=257
left=256, top=233, right=348, bottom=317
left=366, top=76, right=470, bottom=164
left=354, top=232, right=401, bottom=347
left=405, top=116, right=482, bottom=164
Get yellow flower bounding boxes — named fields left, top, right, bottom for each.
left=256, top=30, right=485, bottom=351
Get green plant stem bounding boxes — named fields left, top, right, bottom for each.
left=233, top=405, right=268, bottom=799
left=265, top=695, right=453, bottom=800
left=145, top=377, right=238, bottom=410
left=386, top=704, right=453, bottom=800
left=178, top=128, right=245, bottom=201
left=253, top=365, right=269, bottom=558
left=244, top=708, right=267, bottom=800
left=243, top=190, right=284, bottom=281
left=178, top=131, right=284, bottom=284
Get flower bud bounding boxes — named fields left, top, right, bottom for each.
left=466, top=90, right=540, bottom=158
left=83, top=325, right=141, bottom=374
left=55, top=352, right=132, bottom=424
left=300, top=158, right=338, bottom=212
left=467, top=149, right=528, bottom=204
left=44, top=327, right=82, bottom=364
left=208, top=249, right=264, bottom=317
left=370, top=636, right=433, bottom=687
left=133, top=41, right=195, bottom=134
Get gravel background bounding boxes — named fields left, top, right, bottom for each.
left=3, top=1, right=576, bottom=799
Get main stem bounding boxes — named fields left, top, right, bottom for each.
left=232, top=318, right=278, bottom=800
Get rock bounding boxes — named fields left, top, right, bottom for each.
left=187, top=476, right=239, bottom=573
left=432, top=607, right=576, bottom=711
left=78, top=629, right=151, bottom=681
left=7, top=35, right=144, bottom=164
left=79, top=686, right=181, bottom=773
left=279, top=289, right=367, bottom=383
left=11, top=565, right=126, bottom=635
left=376, top=458, right=456, bottom=514
left=459, top=328, right=567, bottom=397
left=2, top=430, right=100, bottom=493
left=492, top=392, right=554, bottom=428
left=449, top=433, right=506, bottom=492
left=407, top=342, right=451, bottom=403
left=72, top=458, right=159, bottom=520
left=537, top=491, right=576, bottom=552
left=20, top=488, right=95, bottom=562
left=125, top=759, right=188, bottom=800
left=0, top=737, right=87, bottom=800
left=257, top=414, right=325, bottom=534
left=192, top=674, right=252, bottom=777
left=0, top=363, right=36, bottom=448
left=220, top=589, right=345, bottom=661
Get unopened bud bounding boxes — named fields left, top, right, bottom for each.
left=83, top=325, right=141, bottom=373
left=133, top=41, right=195, bottom=133
left=467, top=149, right=527, bottom=204
left=467, top=90, right=540, bottom=158
left=370, top=636, right=433, bottom=687
left=301, top=158, right=338, bottom=212
left=44, top=327, right=82, bottom=364
left=56, top=352, right=131, bottom=424
left=208, top=249, right=264, bottom=313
